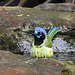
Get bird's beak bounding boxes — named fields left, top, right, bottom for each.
left=32, top=31, right=37, bottom=36
left=32, top=33, right=35, bottom=36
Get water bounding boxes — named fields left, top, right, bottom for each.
left=0, top=30, right=75, bottom=74
left=52, top=37, right=75, bottom=75
left=53, top=37, right=75, bottom=52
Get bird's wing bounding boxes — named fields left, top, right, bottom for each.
left=45, top=36, right=52, bottom=48
left=45, top=27, right=59, bottom=48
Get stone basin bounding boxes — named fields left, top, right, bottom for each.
left=0, top=6, right=75, bottom=75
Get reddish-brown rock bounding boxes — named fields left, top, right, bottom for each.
left=0, top=50, right=69, bottom=75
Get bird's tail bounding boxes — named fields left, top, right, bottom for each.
left=48, top=27, right=59, bottom=39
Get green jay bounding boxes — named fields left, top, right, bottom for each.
left=31, top=27, right=59, bottom=58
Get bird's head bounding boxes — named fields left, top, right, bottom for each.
left=34, top=27, right=46, bottom=38
left=33, top=27, right=46, bottom=46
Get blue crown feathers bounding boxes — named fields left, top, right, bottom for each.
left=34, top=27, right=46, bottom=38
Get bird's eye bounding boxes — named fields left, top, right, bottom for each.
left=37, top=32, right=41, bottom=36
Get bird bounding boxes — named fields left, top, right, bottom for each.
left=31, top=27, right=59, bottom=58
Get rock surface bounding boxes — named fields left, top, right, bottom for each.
left=0, top=7, right=75, bottom=53
left=0, top=6, right=75, bottom=75
left=0, top=7, right=75, bottom=31
left=0, top=50, right=74, bottom=75
left=34, top=3, right=75, bottom=11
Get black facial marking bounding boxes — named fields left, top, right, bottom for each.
left=37, top=32, right=40, bottom=36
left=34, top=32, right=45, bottom=46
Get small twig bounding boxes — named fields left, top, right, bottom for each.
left=18, top=0, right=27, bottom=7
left=4, top=0, right=14, bottom=6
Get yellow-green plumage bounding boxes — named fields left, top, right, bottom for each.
left=31, top=27, right=59, bottom=58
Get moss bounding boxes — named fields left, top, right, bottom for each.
left=4, top=7, right=75, bottom=23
